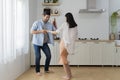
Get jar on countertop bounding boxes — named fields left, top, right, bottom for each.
left=110, top=33, right=115, bottom=40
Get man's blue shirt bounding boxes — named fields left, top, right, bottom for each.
left=31, top=19, right=55, bottom=46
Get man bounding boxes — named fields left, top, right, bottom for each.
left=31, top=10, right=55, bottom=76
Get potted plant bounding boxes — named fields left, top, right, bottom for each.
left=110, top=11, right=119, bottom=40
left=53, top=0, right=58, bottom=3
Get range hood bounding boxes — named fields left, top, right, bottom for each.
left=79, top=0, right=105, bottom=13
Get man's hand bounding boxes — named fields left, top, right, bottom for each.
left=40, top=30, right=47, bottom=33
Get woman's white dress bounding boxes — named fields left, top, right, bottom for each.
left=56, top=22, right=77, bottom=55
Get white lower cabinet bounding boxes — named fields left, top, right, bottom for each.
left=31, top=41, right=120, bottom=66
left=69, top=41, right=116, bottom=66
left=50, top=41, right=60, bottom=65
left=101, top=42, right=116, bottom=65
left=114, top=47, right=120, bottom=66
left=68, top=42, right=90, bottom=65
left=89, top=42, right=103, bottom=65
left=30, top=44, right=35, bottom=65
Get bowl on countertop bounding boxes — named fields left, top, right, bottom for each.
left=78, top=38, right=87, bottom=40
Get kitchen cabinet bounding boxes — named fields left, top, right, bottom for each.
left=70, top=41, right=116, bottom=66
left=68, top=42, right=90, bottom=65
left=30, top=43, right=35, bottom=65
left=69, top=41, right=115, bottom=66
left=101, top=42, right=116, bottom=65
left=50, top=41, right=60, bottom=65
left=114, top=47, right=120, bottom=66
left=89, top=42, right=103, bottom=65
left=31, top=41, right=120, bottom=66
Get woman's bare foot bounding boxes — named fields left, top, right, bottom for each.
left=62, top=75, right=72, bottom=80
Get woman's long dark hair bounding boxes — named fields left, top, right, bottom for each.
left=65, top=12, right=77, bottom=28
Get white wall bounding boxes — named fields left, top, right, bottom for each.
left=29, top=0, right=38, bottom=29
left=38, top=0, right=109, bottom=40
left=29, top=0, right=38, bottom=41
left=78, top=0, right=109, bottom=40
left=0, top=54, right=30, bottom=80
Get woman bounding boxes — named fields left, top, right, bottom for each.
left=48, top=12, right=77, bottom=80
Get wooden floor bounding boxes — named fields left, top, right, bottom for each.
left=16, top=66, right=120, bottom=80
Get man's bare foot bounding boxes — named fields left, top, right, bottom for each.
left=36, top=72, right=42, bottom=76
left=44, top=70, right=54, bottom=73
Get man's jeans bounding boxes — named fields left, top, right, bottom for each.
left=33, top=43, right=51, bottom=73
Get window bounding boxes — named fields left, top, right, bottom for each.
left=0, top=0, right=29, bottom=64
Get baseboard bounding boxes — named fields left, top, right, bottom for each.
left=31, top=65, right=120, bottom=67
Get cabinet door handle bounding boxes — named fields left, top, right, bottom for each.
left=116, top=48, right=118, bottom=53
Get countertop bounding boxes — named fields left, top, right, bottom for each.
left=54, top=39, right=120, bottom=47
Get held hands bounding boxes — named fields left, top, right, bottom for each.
left=38, top=30, right=57, bottom=34
left=47, top=30, right=53, bottom=33
left=47, top=30, right=57, bottom=34
left=38, top=30, right=53, bottom=34
left=32, top=30, right=47, bottom=34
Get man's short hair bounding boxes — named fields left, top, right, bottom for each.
left=43, top=8, right=51, bottom=15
